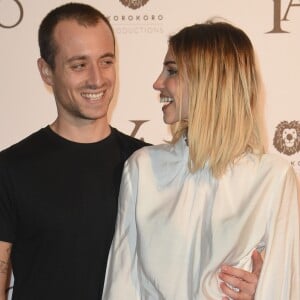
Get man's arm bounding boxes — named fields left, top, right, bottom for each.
left=0, top=241, right=12, bottom=300
left=219, top=250, right=263, bottom=300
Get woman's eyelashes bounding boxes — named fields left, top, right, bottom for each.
left=167, top=68, right=178, bottom=76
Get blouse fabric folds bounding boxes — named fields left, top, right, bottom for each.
left=103, top=137, right=299, bottom=300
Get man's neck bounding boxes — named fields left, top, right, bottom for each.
left=50, top=118, right=111, bottom=143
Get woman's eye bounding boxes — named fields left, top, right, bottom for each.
left=167, top=68, right=177, bottom=76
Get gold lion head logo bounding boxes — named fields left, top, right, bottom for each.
left=119, top=0, right=150, bottom=10
left=273, top=120, right=300, bottom=155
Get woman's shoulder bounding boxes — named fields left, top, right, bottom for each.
left=233, top=152, right=294, bottom=180
left=260, top=153, right=292, bottom=171
left=241, top=152, right=291, bottom=168
left=128, top=143, right=172, bottom=162
left=243, top=153, right=295, bottom=182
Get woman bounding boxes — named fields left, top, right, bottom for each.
left=103, top=21, right=299, bottom=299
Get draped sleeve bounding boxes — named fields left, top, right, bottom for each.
left=102, top=156, right=141, bottom=299
left=255, top=166, right=300, bottom=299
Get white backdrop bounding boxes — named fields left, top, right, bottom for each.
left=1, top=0, right=300, bottom=296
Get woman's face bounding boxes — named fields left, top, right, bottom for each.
left=153, top=47, right=188, bottom=124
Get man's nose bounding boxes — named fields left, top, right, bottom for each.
left=88, top=64, right=103, bottom=86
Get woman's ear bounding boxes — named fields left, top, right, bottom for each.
left=37, top=58, right=53, bottom=86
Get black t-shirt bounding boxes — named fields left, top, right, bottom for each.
left=0, top=126, right=148, bottom=300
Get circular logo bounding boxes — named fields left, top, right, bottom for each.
left=119, top=0, right=150, bottom=10
left=0, top=0, right=24, bottom=29
left=273, top=120, right=300, bottom=155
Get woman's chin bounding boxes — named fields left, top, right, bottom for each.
left=163, top=116, right=177, bottom=125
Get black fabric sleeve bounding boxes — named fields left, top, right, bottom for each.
left=0, top=158, right=16, bottom=243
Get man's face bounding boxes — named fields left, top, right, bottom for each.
left=41, top=19, right=116, bottom=126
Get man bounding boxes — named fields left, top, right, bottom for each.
left=0, top=3, right=261, bottom=300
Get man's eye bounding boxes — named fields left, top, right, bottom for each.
left=100, top=59, right=114, bottom=67
left=71, top=63, right=85, bottom=70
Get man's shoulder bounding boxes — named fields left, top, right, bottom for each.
left=112, top=127, right=151, bottom=148
left=112, top=127, right=151, bottom=159
left=0, top=127, right=47, bottom=163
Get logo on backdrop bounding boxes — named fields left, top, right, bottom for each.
left=119, top=0, right=150, bottom=10
left=108, top=0, right=164, bottom=35
left=268, top=0, right=300, bottom=33
left=273, top=120, right=300, bottom=155
left=129, top=120, right=149, bottom=141
left=0, top=0, right=23, bottom=29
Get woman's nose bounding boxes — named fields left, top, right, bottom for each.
left=153, top=73, right=164, bottom=91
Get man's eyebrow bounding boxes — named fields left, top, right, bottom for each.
left=100, top=52, right=115, bottom=59
left=66, top=55, right=87, bottom=63
left=66, top=53, right=115, bottom=63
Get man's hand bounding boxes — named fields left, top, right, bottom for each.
left=0, top=241, right=12, bottom=300
left=218, top=250, right=263, bottom=300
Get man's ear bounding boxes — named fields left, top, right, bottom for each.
left=37, top=58, right=53, bottom=86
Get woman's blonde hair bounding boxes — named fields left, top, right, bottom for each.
left=169, top=20, right=265, bottom=178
